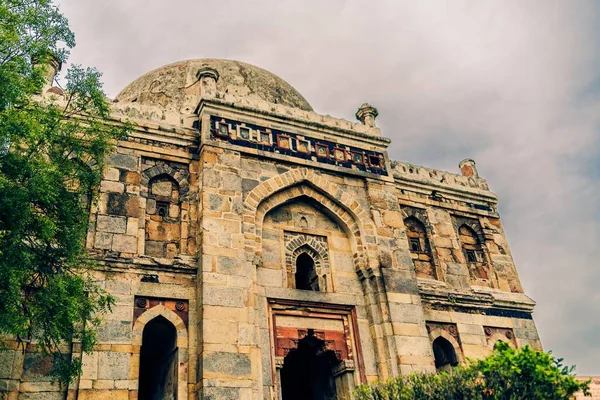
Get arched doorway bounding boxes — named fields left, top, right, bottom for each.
left=139, top=316, right=178, bottom=400
left=432, top=336, right=458, bottom=371
left=280, top=330, right=339, bottom=400
left=295, top=252, right=319, bottom=291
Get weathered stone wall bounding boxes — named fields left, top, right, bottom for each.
left=1, top=63, right=543, bottom=400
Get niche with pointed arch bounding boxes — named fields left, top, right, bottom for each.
left=259, top=196, right=359, bottom=293
left=139, top=316, right=178, bottom=399
left=132, top=300, right=189, bottom=400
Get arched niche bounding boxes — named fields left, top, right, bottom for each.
left=295, top=252, right=319, bottom=291
left=260, top=197, right=356, bottom=294
left=131, top=305, right=188, bottom=400
left=458, top=224, right=490, bottom=281
left=432, top=336, right=459, bottom=371
left=404, top=216, right=436, bottom=279
left=140, top=161, right=192, bottom=259
left=243, top=168, right=377, bottom=274
left=139, top=316, right=178, bottom=399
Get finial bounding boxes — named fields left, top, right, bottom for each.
left=355, top=103, right=379, bottom=128
left=459, top=159, right=478, bottom=178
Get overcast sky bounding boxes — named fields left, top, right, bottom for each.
left=58, top=0, right=600, bottom=374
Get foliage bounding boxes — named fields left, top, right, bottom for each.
left=354, top=342, right=590, bottom=400
left=354, top=366, right=481, bottom=400
left=0, top=0, right=129, bottom=385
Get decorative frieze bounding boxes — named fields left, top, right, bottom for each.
left=210, top=116, right=387, bottom=175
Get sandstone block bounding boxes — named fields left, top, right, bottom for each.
left=0, top=351, right=13, bottom=378
left=101, top=180, right=125, bottom=193
left=79, top=389, right=128, bottom=400
left=203, top=320, right=238, bottom=345
left=203, top=287, right=244, bottom=308
left=203, top=387, right=240, bottom=400
left=382, top=210, right=404, bottom=228
left=96, top=320, right=131, bottom=342
left=108, top=153, right=138, bottom=171
left=94, top=232, right=113, bottom=250
left=122, top=171, right=141, bottom=184
left=97, top=216, right=126, bottom=234
left=111, top=234, right=137, bottom=253
left=203, top=352, right=251, bottom=377
left=256, top=268, right=282, bottom=288
left=126, top=218, right=138, bottom=236
left=97, top=352, right=130, bottom=380
left=105, top=167, right=120, bottom=181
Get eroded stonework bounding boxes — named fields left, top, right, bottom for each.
left=0, top=59, right=541, bottom=400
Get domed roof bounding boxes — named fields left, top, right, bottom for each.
left=115, top=58, right=312, bottom=113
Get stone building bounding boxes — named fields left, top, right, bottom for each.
left=0, top=58, right=541, bottom=400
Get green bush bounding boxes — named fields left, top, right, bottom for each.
left=354, top=342, right=590, bottom=400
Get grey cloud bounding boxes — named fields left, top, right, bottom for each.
left=59, top=0, right=600, bottom=374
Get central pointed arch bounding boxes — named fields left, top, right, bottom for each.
left=243, top=168, right=377, bottom=273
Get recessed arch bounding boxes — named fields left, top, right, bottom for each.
left=432, top=336, right=458, bottom=370
left=139, top=315, right=178, bottom=399
left=295, top=252, right=319, bottom=291
left=131, top=304, right=188, bottom=400
left=244, top=169, right=376, bottom=273
left=141, top=163, right=190, bottom=197
left=427, top=328, right=464, bottom=369
left=247, top=169, right=396, bottom=382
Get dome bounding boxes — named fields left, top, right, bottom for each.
left=115, top=58, right=313, bottom=113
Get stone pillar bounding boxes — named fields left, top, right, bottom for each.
left=355, top=103, right=379, bottom=128
left=196, top=67, right=219, bottom=99
left=197, top=145, right=255, bottom=399
left=459, top=159, right=478, bottom=178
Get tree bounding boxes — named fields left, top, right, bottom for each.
left=354, top=342, right=590, bottom=400
left=0, top=0, right=129, bottom=384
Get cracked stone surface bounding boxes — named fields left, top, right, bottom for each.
left=115, top=58, right=313, bottom=114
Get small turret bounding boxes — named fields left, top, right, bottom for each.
left=355, top=103, right=379, bottom=128
left=196, top=66, right=219, bottom=98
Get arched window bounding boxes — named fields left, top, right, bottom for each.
left=145, top=175, right=180, bottom=258
left=458, top=225, right=488, bottom=280
left=432, top=336, right=458, bottom=371
left=139, top=316, right=178, bottom=399
left=404, top=217, right=436, bottom=279
left=295, top=253, right=319, bottom=291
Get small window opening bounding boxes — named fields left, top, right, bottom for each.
left=218, top=123, right=228, bottom=136
left=409, top=237, right=422, bottom=252
left=369, top=155, right=381, bottom=167
left=157, top=201, right=169, bottom=217
left=239, top=126, right=250, bottom=140
left=432, top=336, right=458, bottom=371
left=299, top=216, right=308, bottom=228
left=465, top=249, right=477, bottom=263
left=295, top=253, right=319, bottom=291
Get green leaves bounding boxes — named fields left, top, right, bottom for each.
left=354, top=343, right=591, bottom=400
left=0, top=0, right=129, bottom=386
